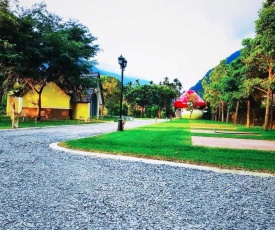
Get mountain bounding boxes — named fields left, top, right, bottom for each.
left=190, top=50, right=241, bottom=92
left=92, top=66, right=149, bottom=85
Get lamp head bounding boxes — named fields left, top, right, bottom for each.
left=118, top=55, right=127, bottom=70
left=118, top=55, right=124, bottom=65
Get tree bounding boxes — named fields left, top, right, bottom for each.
left=1, top=3, right=100, bottom=119
left=202, top=76, right=218, bottom=121
left=154, top=85, right=177, bottom=118
left=202, top=60, right=229, bottom=122
left=171, top=78, right=183, bottom=98
left=241, top=1, right=275, bottom=130
left=186, top=92, right=199, bottom=119
left=125, top=84, right=155, bottom=117
left=226, top=58, right=247, bottom=125
left=101, top=76, right=121, bottom=116
left=158, top=77, right=183, bottom=116
left=0, top=0, right=22, bottom=102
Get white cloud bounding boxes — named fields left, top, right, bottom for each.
left=17, top=0, right=263, bottom=90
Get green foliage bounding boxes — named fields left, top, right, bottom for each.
left=145, top=105, right=158, bottom=118
left=125, top=77, right=179, bottom=118
left=241, top=1, right=275, bottom=130
left=202, top=1, right=275, bottom=130
left=0, top=93, right=7, bottom=115
left=202, top=60, right=229, bottom=120
left=101, top=76, right=121, bottom=116
left=0, top=2, right=100, bottom=118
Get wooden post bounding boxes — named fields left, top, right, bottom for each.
left=11, top=101, right=19, bottom=128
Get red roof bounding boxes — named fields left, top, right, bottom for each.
left=174, top=90, right=206, bottom=109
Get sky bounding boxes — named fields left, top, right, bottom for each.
left=17, top=0, right=264, bottom=90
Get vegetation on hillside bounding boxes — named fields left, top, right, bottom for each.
left=202, top=0, right=275, bottom=130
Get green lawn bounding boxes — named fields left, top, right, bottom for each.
left=189, top=119, right=275, bottom=140
left=0, top=115, right=108, bottom=129
left=61, top=119, right=275, bottom=173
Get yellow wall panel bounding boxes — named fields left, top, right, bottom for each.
left=22, top=91, right=38, bottom=108
left=71, top=103, right=90, bottom=119
left=42, top=82, right=70, bottom=108
left=20, top=82, right=71, bottom=109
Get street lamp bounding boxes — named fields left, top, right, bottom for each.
left=117, top=55, right=127, bottom=131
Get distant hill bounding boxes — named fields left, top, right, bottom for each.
left=92, top=66, right=149, bottom=85
left=190, top=50, right=241, bottom=92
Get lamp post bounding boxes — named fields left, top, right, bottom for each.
left=117, top=55, right=127, bottom=131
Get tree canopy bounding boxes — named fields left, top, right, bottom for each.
left=0, top=1, right=100, bottom=117
left=202, top=0, right=275, bottom=130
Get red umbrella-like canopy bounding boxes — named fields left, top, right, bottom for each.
left=174, top=90, right=206, bottom=109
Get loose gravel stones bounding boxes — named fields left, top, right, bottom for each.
left=0, top=120, right=274, bottom=229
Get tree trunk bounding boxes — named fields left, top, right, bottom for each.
left=189, top=109, right=193, bottom=119
left=269, top=90, right=273, bottom=129
left=217, top=105, right=219, bottom=121
left=246, top=99, right=251, bottom=128
left=252, top=109, right=255, bottom=127
left=221, top=101, right=224, bottom=122
left=158, top=109, right=161, bottom=118
left=226, top=107, right=229, bottom=123
left=219, top=104, right=222, bottom=122
left=0, top=90, right=3, bottom=104
left=263, top=87, right=271, bottom=131
left=234, top=100, right=240, bottom=126
left=36, top=91, right=43, bottom=121
left=27, top=79, right=46, bottom=122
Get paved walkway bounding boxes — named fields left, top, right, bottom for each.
left=0, top=120, right=274, bottom=229
left=192, top=136, right=275, bottom=151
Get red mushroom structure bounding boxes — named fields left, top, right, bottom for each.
left=174, top=90, right=207, bottom=119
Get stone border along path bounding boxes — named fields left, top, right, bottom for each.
left=0, top=120, right=275, bottom=229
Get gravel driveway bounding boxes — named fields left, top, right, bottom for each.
left=0, top=120, right=274, bottom=229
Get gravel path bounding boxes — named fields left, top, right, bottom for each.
left=0, top=120, right=275, bottom=229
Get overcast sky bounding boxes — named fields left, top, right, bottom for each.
left=17, top=0, right=263, bottom=90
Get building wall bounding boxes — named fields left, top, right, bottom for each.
left=6, top=82, right=103, bottom=120
left=20, top=108, right=71, bottom=120
left=6, top=96, right=22, bottom=115
left=7, top=82, right=71, bottom=119
left=6, top=95, right=12, bottom=115
left=71, top=102, right=90, bottom=120
left=22, top=82, right=71, bottom=109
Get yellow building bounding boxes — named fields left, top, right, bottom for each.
left=6, top=74, right=104, bottom=120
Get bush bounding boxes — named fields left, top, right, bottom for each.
left=145, top=106, right=158, bottom=118
left=0, top=94, right=7, bottom=115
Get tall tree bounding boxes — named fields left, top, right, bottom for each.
left=0, top=0, right=22, bottom=102
left=154, top=85, right=177, bottom=118
left=226, top=58, right=243, bottom=125
left=101, top=76, right=121, bottom=116
left=202, top=60, right=228, bottom=122
left=125, top=84, right=155, bottom=117
left=159, top=76, right=183, bottom=116
left=242, top=1, right=275, bottom=130
left=1, top=3, right=99, bottom=119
